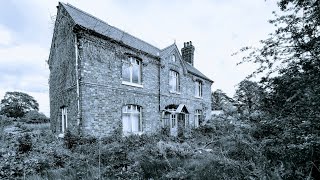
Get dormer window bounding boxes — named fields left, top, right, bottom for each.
left=171, top=54, right=176, bottom=62
left=122, top=56, right=142, bottom=85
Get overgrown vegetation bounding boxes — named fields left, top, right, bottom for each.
left=3, top=111, right=316, bottom=179
left=1, top=0, right=319, bottom=179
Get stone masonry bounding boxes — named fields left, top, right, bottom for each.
left=48, top=2, right=213, bottom=137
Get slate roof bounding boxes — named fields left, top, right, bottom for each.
left=60, top=2, right=212, bottom=82
left=184, top=62, right=213, bottom=82
left=60, top=2, right=160, bottom=57
left=160, top=43, right=176, bottom=58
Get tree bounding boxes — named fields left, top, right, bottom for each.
left=234, top=80, right=265, bottom=116
left=0, top=92, right=39, bottom=118
left=211, top=89, right=236, bottom=112
left=236, top=0, right=320, bottom=178
left=23, top=110, right=49, bottom=123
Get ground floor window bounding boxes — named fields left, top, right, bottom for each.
left=61, top=107, right=67, bottom=134
left=122, top=105, right=142, bottom=135
left=194, top=110, right=202, bottom=128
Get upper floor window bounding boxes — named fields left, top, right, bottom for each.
left=122, top=56, right=141, bottom=85
left=171, top=54, right=176, bottom=62
left=195, top=80, right=202, bottom=97
left=122, top=105, right=142, bottom=135
left=169, top=70, right=180, bottom=93
left=194, top=109, right=202, bottom=128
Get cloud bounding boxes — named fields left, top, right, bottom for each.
left=0, top=25, right=13, bottom=46
left=0, top=42, right=49, bottom=115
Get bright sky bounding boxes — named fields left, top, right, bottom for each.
left=0, top=0, right=278, bottom=117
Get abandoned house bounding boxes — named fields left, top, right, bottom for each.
left=48, top=2, right=213, bottom=137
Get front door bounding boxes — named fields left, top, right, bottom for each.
left=170, top=114, right=177, bottom=136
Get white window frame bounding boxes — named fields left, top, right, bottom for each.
left=59, top=107, right=67, bottom=138
left=170, top=114, right=177, bottom=128
left=169, top=70, right=180, bottom=93
left=122, top=56, right=142, bottom=85
left=194, top=109, right=202, bottom=128
left=122, top=105, right=143, bottom=135
left=195, top=81, right=202, bottom=98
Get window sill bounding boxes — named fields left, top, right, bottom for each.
left=169, top=91, right=181, bottom=95
left=195, top=96, right=203, bottom=99
left=122, top=81, right=143, bottom=88
left=58, top=133, right=65, bottom=138
left=123, top=131, right=144, bottom=136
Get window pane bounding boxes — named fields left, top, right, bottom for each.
left=132, top=64, right=140, bottom=83
left=169, top=71, right=178, bottom=92
left=176, top=74, right=179, bottom=91
left=131, top=113, right=140, bottom=132
left=169, top=76, right=175, bottom=91
left=122, top=113, right=131, bottom=133
left=172, top=55, right=176, bottom=62
left=122, top=62, right=130, bottom=82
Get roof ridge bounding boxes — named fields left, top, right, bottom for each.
left=62, top=2, right=161, bottom=52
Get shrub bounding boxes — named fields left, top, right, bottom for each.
left=99, top=142, right=131, bottom=168
left=138, top=144, right=170, bottom=179
left=0, top=115, right=14, bottom=127
left=23, top=110, right=49, bottom=123
left=17, top=133, right=32, bottom=153
left=64, top=130, right=79, bottom=149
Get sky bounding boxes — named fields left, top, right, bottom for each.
left=0, top=0, right=279, bottom=117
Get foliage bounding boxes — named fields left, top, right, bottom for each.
left=0, top=91, right=39, bottom=118
left=17, top=133, right=32, bottom=153
left=211, top=89, right=236, bottom=112
left=234, top=80, right=265, bottom=116
left=64, top=130, right=96, bottom=149
left=235, top=0, right=320, bottom=179
left=0, top=115, right=13, bottom=127
left=23, top=110, right=49, bottom=123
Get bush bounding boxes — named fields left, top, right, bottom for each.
left=64, top=130, right=79, bottom=149
left=0, top=115, right=14, bottom=127
left=23, top=110, right=49, bottom=123
left=99, top=142, right=131, bottom=168
left=17, top=133, right=32, bottom=153
left=138, top=144, right=170, bottom=179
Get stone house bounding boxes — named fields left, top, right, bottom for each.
left=48, top=2, right=213, bottom=137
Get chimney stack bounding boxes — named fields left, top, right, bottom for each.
left=181, top=41, right=195, bottom=66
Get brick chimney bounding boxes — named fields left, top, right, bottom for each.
left=181, top=41, right=195, bottom=66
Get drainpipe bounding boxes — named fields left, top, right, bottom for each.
left=158, top=55, right=162, bottom=126
left=75, top=34, right=81, bottom=134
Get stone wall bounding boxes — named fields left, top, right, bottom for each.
left=48, top=5, right=78, bottom=134
left=78, top=34, right=161, bottom=137
left=49, top=5, right=212, bottom=137
left=159, top=47, right=212, bottom=128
